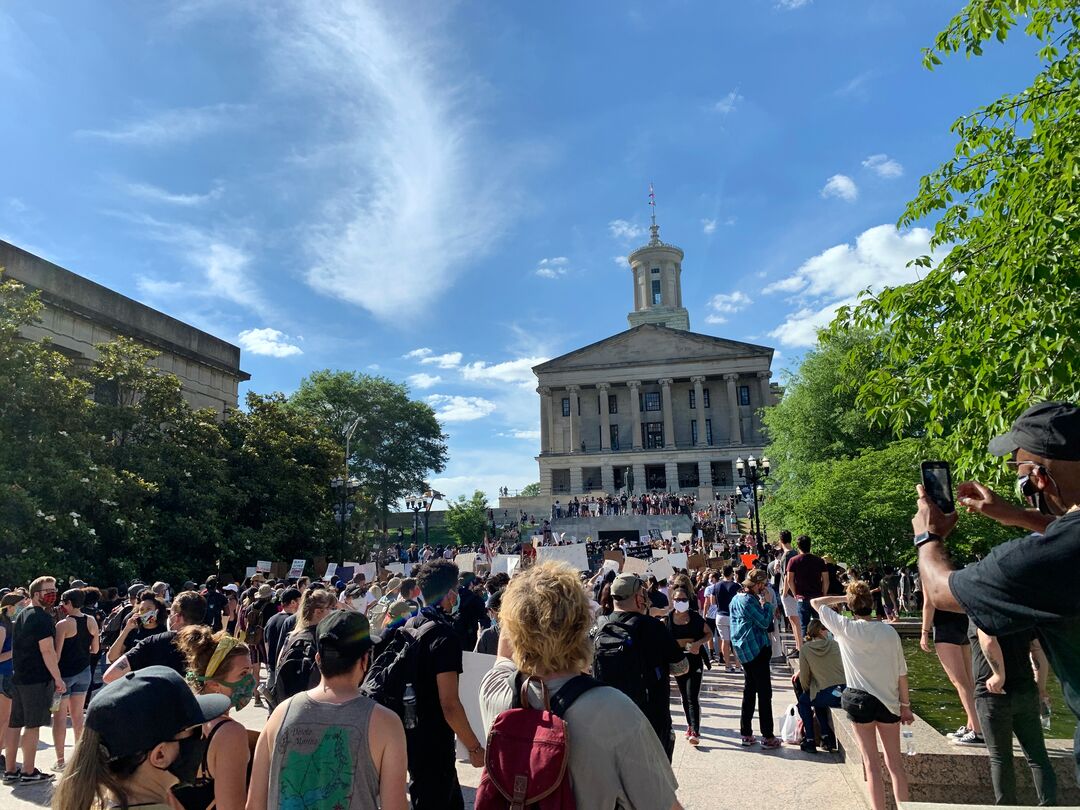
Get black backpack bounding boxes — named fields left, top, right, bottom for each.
left=100, top=604, right=131, bottom=648
left=360, top=616, right=442, bottom=724
left=273, top=629, right=318, bottom=705
left=591, top=615, right=649, bottom=710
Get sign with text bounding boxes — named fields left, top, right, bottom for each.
left=622, top=556, right=648, bottom=576
left=646, top=557, right=675, bottom=582
left=667, top=552, right=688, bottom=570
left=537, top=543, right=589, bottom=572
left=288, top=559, right=306, bottom=579
left=687, top=553, right=707, bottom=570
left=323, top=562, right=337, bottom=582
left=256, top=560, right=271, bottom=573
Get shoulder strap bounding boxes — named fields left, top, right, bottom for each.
left=550, top=675, right=600, bottom=718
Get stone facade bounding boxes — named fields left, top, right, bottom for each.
left=530, top=219, right=775, bottom=500
left=2, top=239, right=249, bottom=413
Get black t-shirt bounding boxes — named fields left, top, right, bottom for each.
left=13, top=606, right=55, bottom=684
left=411, top=610, right=463, bottom=748
left=648, top=590, right=669, bottom=610
left=126, top=631, right=186, bottom=677
left=610, top=610, right=683, bottom=732
left=951, top=510, right=1080, bottom=734
left=264, top=611, right=292, bottom=672
left=666, top=611, right=708, bottom=672
left=967, top=624, right=1035, bottom=700
left=204, top=591, right=227, bottom=631
left=714, top=580, right=740, bottom=615
left=452, top=587, right=490, bottom=654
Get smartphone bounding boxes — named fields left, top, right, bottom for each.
left=921, top=461, right=955, bottom=514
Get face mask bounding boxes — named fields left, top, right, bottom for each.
left=448, top=593, right=460, bottom=617
left=1018, top=470, right=1056, bottom=516
left=164, top=734, right=206, bottom=786
left=218, top=673, right=256, bottom=711
left=489, top=618, right=499, bottom=632
left=673, top=600, right=690, bottom=613
left=40, top=592, right=57, bottom=608
left=140, top=613, right=156, bottom=627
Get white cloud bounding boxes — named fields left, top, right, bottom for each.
left=534, top=256, right=569, bottom=279
left=426, top=394, right=496, bottom=422
left=271, top=2, right=508, bottom=321
left=769, top=300, right=854, bottom=348
left=762, top=275, right=808, bottom=295
left=821, top=174, right=858, bottom=202
left=705, top=314, right=728, bottom=325
left=460, top=357, right=548, bottom=387
left=404, top=348, right=432, bottom=359
left=498, top=429, right=541, bottom=440
left=862, top=154, right=904, bottom=179
left=237, top=327, right=303, bottom=357
left=708, top=291, right=752, bottom=314
left=713, top=90, right=742, bottom=114
left=613, top=255, right=628, bottom=266
left=76, top=104, right=245, bottom=146
left=836, top=71, right=876, bottom=99
left=407, top=372, right=442, bottom=389
left=702, top=219, right=717, bottom=235
left=419, top=351, right=462, bottom=369
left=122, top=180, right=223, bottom=206
left=777, top=0, right=811, bottom=7
left=608, top=219, right=645, bottom=241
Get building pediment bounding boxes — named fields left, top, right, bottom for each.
left=533, top=324, right=773, bottom=376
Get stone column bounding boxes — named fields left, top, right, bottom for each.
left=665, top=460, right=679, bottom=491
left=724, top=373, right=742, bottom=445
left=659, top=378, right=676, bottom=448
left=628, top=381, right=643, bottom=449
left=601, top=464, right=614, bottom=493
left=698, top=459, right=712, bottom=488
left=537, top=386, right=552, bottom=453
left=632, top=462, right=647, bottom=495
left=540, top=465, right=553, bottom=496
left=569, top=466, right=583, bottom=494
left=691, top=376, right=707, bottom=447
left=597, top=382, right=611, bottom=450
left=567, top=385, right=581, bottom=453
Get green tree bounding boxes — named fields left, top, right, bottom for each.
left=838, top=0, right=1080, bottom=482
left=444, top=490, right=490, bottom=548
left=519, top=482, right=541, bottom=497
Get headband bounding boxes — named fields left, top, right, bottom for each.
left=187, top=635, right=241, bottom=685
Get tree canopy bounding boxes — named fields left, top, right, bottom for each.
left=444, top=490, right=490, bottom=548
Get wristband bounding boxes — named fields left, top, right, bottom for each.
left=913, top=531, right=941, bottom=548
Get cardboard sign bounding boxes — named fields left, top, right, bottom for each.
left=741, top=553, right=759, bottom=569
left=537, top=543, right=589, bottom=572
left=357, top=562, right=377, bottom=583
left=256, top=560, right=271, bottom=573
left=661, top=530, right=673, bottom=541
left=678, top=532, right=693, bottom=545
left=288, top=559, right=306, bottom=579
left=646, top=558, right=675, bottom=582
left=313, top=556, right=327, bottom=576
left=323, top=562, right=337, bottom=582
left=386, top=562, right=405, bottom=576
left=492, top=554, right=517, bottom=576
left=455, top=552, right=476, bottom=573
left=688, top=553, right=708, bottom=570
left=667, top=552, right=688, bottom=571
left=622, top=556, right=648, bottom=575
left=271, top=561, right=288, bottom=579
left=506, top=556, right=521, bottom=577
left=604, top=550, right=625, bottom=565
left=601, top=558, right=621, bottom=576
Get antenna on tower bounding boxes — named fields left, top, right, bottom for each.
left=648, top=183, right=660, bottom=245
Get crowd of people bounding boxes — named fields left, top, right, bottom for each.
left=550, top=492, right=702, bottom=518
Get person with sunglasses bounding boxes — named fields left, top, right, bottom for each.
left=912, top=401, right=1080, bottom=784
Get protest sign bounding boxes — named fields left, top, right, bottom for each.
left=661, top=530, right=673, bottom=541
left=677, top=532, right=693, bottom=546
left=622, top=556, right=648, bottom=575
left=741, top=553, right=759, bottom=569
left=646, top=557, right=675, bottom=582
left=456, top=651, right=496, bottom=761
left=337, top=566, right=354, bottom=583
left=245, top=566, right=257, bottom=580
left=256, top=560, right=271, bottom=573
left=455, top=552, right=476, bottom=573
left=537, top=543, right=589, bottom=572
left=288, top=559, right=306, bottom=579
left=323, top=562, right=337, bottom=582
left=667, top=552, right=688, bottom=570
left=601, top=558, right=621, bottom=576
left=687, top=553, right=707, bottom=570
left=506, top=557, right=521, bottom=577
left=386, top=562, right=405, bottom=576
left=491, top=554, right=516, bottom=576
left=625, top=542, right=652, bottom=560
left=271, top=561, right=288, bottom=579
left=357, top=562, right=376, bottom=583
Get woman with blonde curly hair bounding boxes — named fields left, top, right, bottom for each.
left=273, top=587, right=337, bottom=702
left=478, top=562, right=683, bottom=810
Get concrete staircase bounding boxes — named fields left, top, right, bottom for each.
left=547, top=513, right=694, bottom=540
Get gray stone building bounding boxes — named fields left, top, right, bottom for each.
left=2, top=239, right=249, bottom=412
left=532, top=218, right=775, bottom=499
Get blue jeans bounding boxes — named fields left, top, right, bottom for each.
left=797, top=599, right=818, bottom=638
left=797, top=684, right=844, bottom=744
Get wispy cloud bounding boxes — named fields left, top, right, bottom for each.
left=613, top=255, right=628, bottom=267
left=404, top=348, right=432, bottom=360
left=821, top=174, right=858, bottom=202
left=122, top=180, right=224, bottom=206
left=419, top=351, right=463, bottom=369
left=274, top=2, right=508, bottom=321
left=702, top=218, right=717, bottom=235
left=712, top=89, right=743, bottom=114
left=76, top=104, right=245, bottom=146
left=460, top=357, right=547, bottom=387
left=777, top=0, right=811, bottom=8
left=835, top=71, right=876, bottom=99
left=705, top=291, right=752, bottom=325
left=534, top=256, right=569, bottom=279
left=407, top=372, right=442, bottom=389
left=237, top=327, right=303, bottom=357
left=426, top=394, right=496, bottom=422
left=609, top=219, right=645, bottom=242
left=862, top=154, right=904, bottom=179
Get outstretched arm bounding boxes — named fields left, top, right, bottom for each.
left=912, top=485, right=964, bottom=613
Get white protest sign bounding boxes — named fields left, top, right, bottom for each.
left=245, top=566, right=258, bottom=580
left=386, top=562, right=405, bottom=576
left=323, top=562, right=337, bottom=582
left=677, top=533, right=693, bottom=546
left=344, top=561, right=360, bottom=572
left=601, top=558, right=621, bottom=576
left=536, top=543, right=589, bottom=572
left=357, top=562, right=376, bottom=583
left=667, top=552, right=688, bottom=570
left=507, top=556, right=521, bottom=577
left=652, top=550, right=667, bottom=560
left=647, top=557, right=675, bottom=581
left=492, top=554, right=516, bottom=576
left=456, top=651, right=496, bottom=761
left=622, top=556, right=648, bottom=575
left=288, top=559, right=306, bottom=578
left=256, top=560, right=271, bottom=573
left=455, top=552, right=476, bottom=573
left=661, top=530, right=674, bottom=541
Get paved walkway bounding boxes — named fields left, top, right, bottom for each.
left=3, top=660, right=869, bottom=810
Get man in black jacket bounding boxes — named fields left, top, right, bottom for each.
left=451, top=573, right=490, bottom=653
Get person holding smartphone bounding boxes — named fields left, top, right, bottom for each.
left=912, top=401, right=1080, bottom=784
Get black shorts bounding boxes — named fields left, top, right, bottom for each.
left=841, top=688, right=900, bottom=725
left=933, top=609, right=970, bottom=646
left=9, top=680, right=53, bottom=729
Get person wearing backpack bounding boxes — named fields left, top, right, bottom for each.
left=272, top=588, right=337, bottom=705
left=478, top=562, right=683, bottom=810
left=592, top=573, right=687, bottom=761
left=238, top=584, right=275, bottom=707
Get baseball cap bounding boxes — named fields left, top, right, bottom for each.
left=86, top=666, right=230, bottom=759
left=988, top=401, right=1080, bottom=461
left=223, top=583, right=239, bottom=593
left=316, top=610, right=378, bottom=662
left=70, top=579, right=87, bottom=588
left=1, top=593, right=22, bottom=608
left=127, top=584, right=146, bottom=600
left=611, top=573, right=645, bottom=599
left=385, top=577, right=402, bottom=593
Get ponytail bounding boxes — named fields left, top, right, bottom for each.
left=845, top=580, right=874, bottom=617
left=51, top=728, right=145, bottom=810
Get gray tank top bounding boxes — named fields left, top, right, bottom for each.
left=267, top=691, right=381, bottom=810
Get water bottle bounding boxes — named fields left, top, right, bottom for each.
left=902, top=728, right=915, bottom=756
left=50, top=691, right=63, bottom=714
left=1041, top=700, right=1052, bottom=731
left=403, top=684, right=417, bottom=730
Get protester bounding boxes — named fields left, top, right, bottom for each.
left=0, top=593, right=17, bottom=775
left=730, top=568, right=781, bottom=748
left=796, top=618, right=845, bottom=753
left=203, top=577, right=228, bottom=632
left=665, top=584, right=712, bottom=746
left=106, top=593, right=167, bottom=663
left=273, top=588, right=337, bottom=702
left=786, top=535, right=828, bottom=643
left=777, top=531, right=802, bottom=651
left=263, top=587, right=300, bottom=678
left=3, top=576, right=63, bottom=784
left=479, top=561, right=683, bottom=810
left=452, top=573, right=490, bottom=653
left=51, top=588, right=100, bottom=771
left=920, top=602, right=983, bottom=745
left=913, top=402, right=1080, bottom=787
left=971, top=625, right=1057, bottom=805
left=473, top=589, right=502, bottom=655
left=713, top=565, right=741, bottom=672
left=103, top=591, right=207, bottom=682
left=813, top=582, right=913, bottom=810
left=52, top=666, right=230, bottom=810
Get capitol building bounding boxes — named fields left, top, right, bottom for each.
left=530, top=216, right=775, bottom=501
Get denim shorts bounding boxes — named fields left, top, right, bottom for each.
left=62, top=667, right=92, bottom=696
left=0, top=672, right=12, bottom=699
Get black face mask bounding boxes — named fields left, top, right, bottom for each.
left=164, top=733, right=206, bottom=786
left=1018, top=471, right=1056, bottom=516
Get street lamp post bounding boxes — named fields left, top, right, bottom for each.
left=735, top=455, right=770, bottom=557
left=406, top=490, right=444, bottom=548
left=405, top=497, right=423, bottom=544
left=331, top=417, right=363, bottom=566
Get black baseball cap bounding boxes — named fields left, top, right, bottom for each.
left=316, top=610, right=378, bottom=663
left=86, top=666, right=229, bottom=759
left=988, top=401, right=1080, bottom=461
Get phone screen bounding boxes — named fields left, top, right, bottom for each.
left=921, top=462, right=955, bottom=514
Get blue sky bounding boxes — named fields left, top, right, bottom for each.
left=0, top=1, right=1040, bottom=500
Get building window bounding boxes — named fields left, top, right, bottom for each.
left=610, top=424, right=620, bottom=451
left=705, top=418, right=713, bottom=446
left=561, top=397, right=570, bottom=417
left=651, top=279, right=662, bottom=305
left=643, top=422, right=664, bottom=449
left=691, top=419, right=698, bottom=445
left=608, top=394, right=618, bottom=414
left=651, top=267, right=660, bottom=274
left=738, top=385, right=750, bottom=406
left=689, top=389, right=696, bottom=409
left=643, top=391, right=661, bottom=411
left=703, top=388, right=711, bottom=408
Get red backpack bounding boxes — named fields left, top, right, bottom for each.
left=475, top=672, right=599, bottom=810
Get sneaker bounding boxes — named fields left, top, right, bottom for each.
left=740, top=735, right=757, bottom=746
left=762, top=736, right=783, bottom=750
left=800, top=739, right=818, bottom=753
left=2, top=770, right=20, bottom=784
left=688, top=731, right=700, bottom=746
left=19, top=769, right=55, bottom=783
left=952, top=731, right=985, bottom=746
left=50, top=760, right=65, bottom=773
left=725, top=666, right=737, bottom=673
left=950, top=725, right=969, bottom=738
left=820, top=737, right=838, bottom=753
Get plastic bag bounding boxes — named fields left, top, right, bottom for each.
left=780, top=704, right=800, bottom=744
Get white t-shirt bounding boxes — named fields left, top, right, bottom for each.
left=703, top=583, right=718, bottom=619
left=817, top=605, right=907, bottom=714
